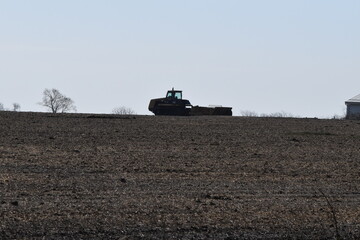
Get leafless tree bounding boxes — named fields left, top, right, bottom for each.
left=40, top=88, right=76, bottom=113
left=12, top=103, right=21, bottom=112
left=240, top=110, right=258, bottom=117
left=261, top=111, right=296, bottom=118
left=112, top=106, right=136, bottom=115
left=240, top=110, right=298, bottom=118
left=0, top=103, right=4, bottom=111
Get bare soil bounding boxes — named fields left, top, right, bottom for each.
left=1, top=111, right=360, bottom=239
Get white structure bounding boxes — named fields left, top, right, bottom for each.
left=345, top=94, right=360, bottom=119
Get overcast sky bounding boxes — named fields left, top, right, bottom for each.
left=1, top=1, right=359, bottom=117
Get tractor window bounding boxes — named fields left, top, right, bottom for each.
left=166, top=91, right=182, bottom=99
left=174, top=92, right=182, bottom=99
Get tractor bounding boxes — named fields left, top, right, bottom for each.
left=148, top=88, right=192, bottom=116
left=148, top=88, right=232, bottom=116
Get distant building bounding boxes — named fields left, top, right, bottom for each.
left=345, top=94, right=360, bottom=119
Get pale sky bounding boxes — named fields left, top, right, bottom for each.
left=0, top=1, right=359, bottom=117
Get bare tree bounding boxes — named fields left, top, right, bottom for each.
left=0, top=103, right=4, bottom=111
left=12, top=103, right=21, bottom=112
left=112, top=106, right=136, bottom=115
left=240, top=110, right=258, bottom=117
left=240, top=110, right=298, bottom=118
left=40, top=88, right=76, bottom=113
left=260, top=111, right=296, bottom=118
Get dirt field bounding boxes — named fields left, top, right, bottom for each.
left=1, top=111, right=360, bottom=239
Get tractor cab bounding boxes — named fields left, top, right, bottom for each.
left=166, top=88, right=182, bottom=99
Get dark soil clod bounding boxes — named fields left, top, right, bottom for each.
left=120, top=178, right=127, bottom=183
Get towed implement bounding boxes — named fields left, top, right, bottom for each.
left=148, top=88, right=232, bottom=116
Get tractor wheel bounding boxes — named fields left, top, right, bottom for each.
left=153, top=106, right=160, bottom=115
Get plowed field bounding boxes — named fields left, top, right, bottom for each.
left=1, top=112, right=360, bottom=239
